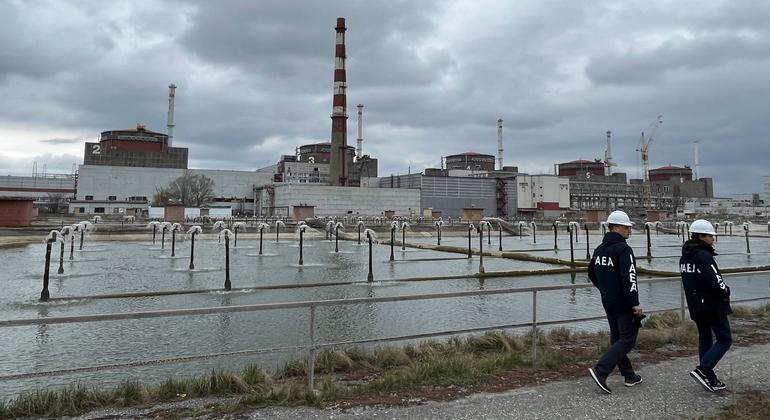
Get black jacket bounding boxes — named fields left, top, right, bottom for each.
left=680, top=239, right=732, bottom=320
left=588, top=232, right=640, bottom=314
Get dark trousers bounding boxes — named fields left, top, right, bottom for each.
left=694, top=315, right=732, bottom=380
left=596, top=312, right=638, bottom=378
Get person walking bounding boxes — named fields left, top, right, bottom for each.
left=588, top=210, right=644, bottom=394
left=681, top=219, right=732, bottom=392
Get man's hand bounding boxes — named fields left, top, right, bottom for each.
left=632, top=305, right=644, bottom=316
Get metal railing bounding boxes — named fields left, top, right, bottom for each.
left=1, top=272, right=769, bottom=393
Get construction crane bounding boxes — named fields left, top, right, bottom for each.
left=637, top=115, right=663, bottom=182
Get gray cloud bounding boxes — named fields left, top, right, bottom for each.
left=0, top=0, right=769, bottom=196
left=39, top=138, right=82, bottom=145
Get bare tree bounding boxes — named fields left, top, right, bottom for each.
left=46, top=192, right=68, bottom=213
left=158, top=172, right=215, bottom=207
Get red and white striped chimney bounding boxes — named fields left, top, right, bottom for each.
left=329, top=17, right=349, bottom=186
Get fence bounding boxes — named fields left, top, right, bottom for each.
left=1, top=273, right=768, bottom=393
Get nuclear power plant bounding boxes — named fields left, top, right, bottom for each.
left=0, top=16, right=727, bottom=221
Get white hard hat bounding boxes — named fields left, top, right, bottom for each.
left=689, top=219, right=717, bottom=236
left=606, top=210, right=633, bottom=226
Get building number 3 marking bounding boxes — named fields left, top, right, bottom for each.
left=92, top=144, right=101, bottom=155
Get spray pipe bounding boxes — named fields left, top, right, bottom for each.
left=518, top=221, right=525, bottom=240
left=336, top=222, right=345, bottom=253
left=275, top=220, right=285, bottom=243
left=146, top=221, right=160, bottom=245
left=530, top=221, right=537, bottom=244
left=356, top=220, right=365, bottom=245
left=478, top=221, right=491, bottom=273
left=389, top=221, right=398, bottom=261
left=743, top=222, right=751, bottom=254
left=219, top=229, right=233, bottom=290
left=365, top=229, right=377, bottom=281
left=486, top=221, right=492, bottom=245
left=187, top=226, right=202, bottom=270
left=401, top=222, right=410, bottom=251
left=642, top=222, right=653, bottom=258
left=467, top=223, right=475, bottom=258
left=552, top=221, right=560, bottom=250
left=232, top=221, right=247, bottom=248
left=257, top=223, right=270, bottom=255
left=568, top=221, right=580, bottom=243
left=498, top=222, right=503, bottom=252
left=297, top=223, right=307, bottom=265
left=57, top=226, right=74, bottom=274
left=41, top=231, right=65, bottom=301
left=325, top=220, right=335, bottom=241
left=583, top=223, right=591, bottom=260
left=435, top=219, right=444, bottom=246
left=78, top=220, right=93, bottom=250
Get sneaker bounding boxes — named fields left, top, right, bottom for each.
left=690, top=368, right=714, bottom=392
left=709, top=378, right=727, bottom=391
left=624, top=374, right=643, bottom=387
left=589, top=367, right=612, bottom=394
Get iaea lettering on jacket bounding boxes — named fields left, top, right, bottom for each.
left=588, top=232, right=640, bottom=314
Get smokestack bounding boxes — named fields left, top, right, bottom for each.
left=329, top=17, right=349, bottom=186
left=356, top=104, right=363, bottom=159
left=604, top=130, right=613, bottom=176
left=497, top=118, right=503, bottom=170
left=167, top=84, right=177, bottom=147
left=693, top=140, right=699, bottom=180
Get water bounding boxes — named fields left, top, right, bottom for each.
left=1, top=232, right=768, bottom=400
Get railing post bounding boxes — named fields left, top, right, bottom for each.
left=531, top=290, right=538, bottom=364
left=307, top=305, right=316, bottom=394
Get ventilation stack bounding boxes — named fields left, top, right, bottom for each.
left=167, top=84, right=177, bottom=147
left=356, top=104, right=363, bottom=160
left=329, top=17, right=349, bottom=186
left=604, top=130, right=613, bottom=176
left=497, top=118, right=504, bottom=170
left=693, top=140, right=699, bottom=180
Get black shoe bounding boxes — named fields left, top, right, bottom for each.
left=624, top=374, right=643, bottom=387
left=709, top=378, right=727, bottom=391
left=589, top=367, right=612, bottom=394
left=690, top=368, right=714, bottom=392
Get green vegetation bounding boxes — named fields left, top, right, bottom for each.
left=700, top=390, right=770, bottom=419
left=1, top=303, right=769, bottom=419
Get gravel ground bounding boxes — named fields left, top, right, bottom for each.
left=67, top=341, right=770, bottom=420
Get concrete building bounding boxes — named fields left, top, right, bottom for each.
left=256, top=184, right=420, bottom=218
left=0, top=174, right=76, bottom=200
left=763, top=175, right=770, bottom=204
left=275, top=143, right=377, bottom=186
left=558, top=160, right=606, bottom=178
left=376, top=172, right=517, bottom=219
left=516, top=175, right=570, bottom=218
left=84, top=124, right=188, bottom=169
left=648, top=165, right=713, bottom=199
left=68, top=165, right=274, bottom=215
left=445, top=152, right=496, bottom=172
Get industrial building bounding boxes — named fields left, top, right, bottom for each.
left=84, top=124, right=188, bottom=169
left=648, top=165, right=713, bottom=198
left=377, top=172, right=511, bottom=219
left=445, top=152, right=496, bottom=172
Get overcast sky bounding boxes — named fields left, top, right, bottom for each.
left=1, top=0, right=768, bottom=196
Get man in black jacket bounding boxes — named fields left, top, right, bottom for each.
left=588, top=210, right=644, bottom=394
left=681, top=219, right=732, bottom=392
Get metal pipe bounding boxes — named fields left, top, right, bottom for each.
left=224, top=233, right=231, bottom=290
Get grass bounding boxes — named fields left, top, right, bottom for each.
left=701, top=390, right=770, bottom=419
left=2, top=304, right=770, bottom=419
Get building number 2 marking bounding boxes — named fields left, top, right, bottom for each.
left=92, top=144, right=101, bottom=155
